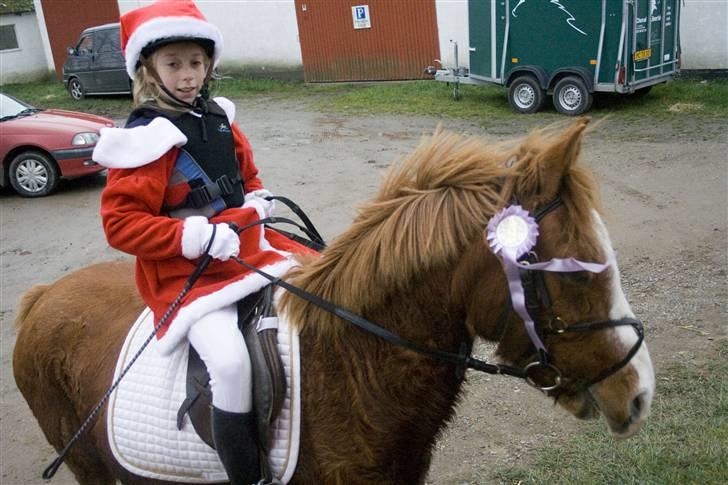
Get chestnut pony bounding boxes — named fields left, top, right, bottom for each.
left=14, top=119, right=654, bottom=484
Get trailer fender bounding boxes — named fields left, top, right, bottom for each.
left=548, top=68, right=595, bottom=93
left=505, top=66, right=549, bottom=90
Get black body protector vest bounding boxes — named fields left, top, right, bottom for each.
left=126, top=99, right=244, bottom=219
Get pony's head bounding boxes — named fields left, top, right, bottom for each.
left=284, top=118, right=654, bottom=438
left=454, top=118, right=654, bottom=437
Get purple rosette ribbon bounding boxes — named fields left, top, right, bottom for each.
left=486, top=205, right=615, bottom=353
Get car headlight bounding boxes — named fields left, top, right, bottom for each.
left=71, top=132, right=100, bottom=146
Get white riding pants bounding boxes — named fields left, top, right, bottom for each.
left=187, top=304, right=252, bottom=413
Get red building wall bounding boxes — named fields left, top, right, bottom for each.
left=40, top=0, right=119, bottom=79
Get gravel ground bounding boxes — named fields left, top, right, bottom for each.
left=1, top=97, right=726, bottom=484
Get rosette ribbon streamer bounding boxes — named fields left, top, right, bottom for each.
left=486, top=205, right=616, bottom=354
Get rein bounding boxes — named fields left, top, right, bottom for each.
left=230, top=194, right=644, bottom=395
left=230, top=253, right=528, bottom=381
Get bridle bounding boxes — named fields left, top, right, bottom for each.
left=510, top=196, right=644, bottom=392
left=230, top=195, right=645, bottom=394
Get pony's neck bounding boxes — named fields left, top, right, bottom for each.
left=295, top=265, right=469, bottom=482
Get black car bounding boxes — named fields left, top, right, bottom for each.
left=63, top=23, right=131, bottom=100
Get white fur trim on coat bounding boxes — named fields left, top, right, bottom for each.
left=92, top=117, right=187, bottom=169
left=181, top=216, right=208, bottom=260
left=244, top=189, right=276, bottom=218
left=213, top=96, right=236, bottom=124
left=124, top=16, right=224, bottom=78
left=156, top=258, right=296, bottom=356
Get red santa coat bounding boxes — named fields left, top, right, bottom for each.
left=93, top=97, right=312, bottom=355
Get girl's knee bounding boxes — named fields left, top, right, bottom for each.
left=209, top=351, right=251, bottom=384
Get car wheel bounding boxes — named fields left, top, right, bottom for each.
left=553, top=76, right=593, bottom=115
left=508, top=76, right=545, bottom=114
left=68, top=77, right=85, bottom=100
left=8, top=151, right=60, bottom=197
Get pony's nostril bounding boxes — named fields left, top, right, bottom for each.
left=630, top=392, right=646, bottom=420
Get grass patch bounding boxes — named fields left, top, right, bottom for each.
left=474, top=342, right=728, bottom=485
left=3, top=77, right=726, bottom=123
left=313, top=80, right=516, bottom=121
left=209, top=76, right=335, bottom=98
left=1, top=81, right=132, bottom=117
left=314, top=78, right=728, bottom=122
left=1, top=76, right=345, bottom=119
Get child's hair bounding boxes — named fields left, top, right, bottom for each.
left=132, top=48, right=212, bottom=111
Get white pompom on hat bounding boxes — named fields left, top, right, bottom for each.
left=120, top=0, right=223, bottom=79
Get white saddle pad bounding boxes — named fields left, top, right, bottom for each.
left=107, top=307, right=301, bottom=483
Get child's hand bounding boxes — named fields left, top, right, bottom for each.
left=182, top=217, right=240, bottom=261
left=202, top=224, right=240, bottom=261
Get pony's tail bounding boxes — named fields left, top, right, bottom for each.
left=14, top=285, right=49, bottom=330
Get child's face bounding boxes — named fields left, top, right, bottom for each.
left=153, top=42, right=209, bottom=104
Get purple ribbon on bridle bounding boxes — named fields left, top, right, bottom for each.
left=486, top=205, right=615, bottom=353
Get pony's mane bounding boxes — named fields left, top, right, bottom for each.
left=281, top=125, right=601, bottom=332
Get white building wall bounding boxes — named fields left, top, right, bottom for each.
left=117, top=0, right=303, bottom=71
left=0, top=12, right=49, bottom=83
left=680, top=0, right=728, bottom=70
left=434, top=0, right=469, bottom=70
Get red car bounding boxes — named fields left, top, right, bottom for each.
left=0, top=93, right=114, bottom=197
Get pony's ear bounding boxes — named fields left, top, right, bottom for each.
left=517, top=117, right=591, bottom=203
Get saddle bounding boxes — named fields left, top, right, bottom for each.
left=176, top=285, right=287, bottom=465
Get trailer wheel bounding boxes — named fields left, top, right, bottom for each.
left=553, top=76, right=593, bottom=115
left=508, top=76, right=545, bottom=114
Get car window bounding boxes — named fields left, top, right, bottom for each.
left=108, top=28, right=121, bottom=51
left=96, top=30, right=111, bottom=53
left=95, top=28, right=122, bottom=56
left=77, top=35, right=93, bottom=55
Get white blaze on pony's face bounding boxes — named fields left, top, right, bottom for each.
left=588, top=210, right=655, bottom=437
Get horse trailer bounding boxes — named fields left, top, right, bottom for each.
left=426, top=0, right=681, bottom=115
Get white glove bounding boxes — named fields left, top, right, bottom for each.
left=181, top=216, right=240, bottom=261
left=244, top=189, right=276, bottom=218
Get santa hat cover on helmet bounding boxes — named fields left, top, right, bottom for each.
left=120, top=0, right=223, bottom=79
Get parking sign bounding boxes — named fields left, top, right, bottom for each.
left=352, top=5, right=371, bottom=29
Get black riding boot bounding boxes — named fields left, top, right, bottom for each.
left=211, top=406, right=261, bottom=485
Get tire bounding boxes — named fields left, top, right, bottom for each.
left=68, top=77, right=85, bottom=100
left=8, top=151, right=60, bottom=197
left=508, top=76, right=545, bottom=114
left=553, top=76, right=593, bottom=115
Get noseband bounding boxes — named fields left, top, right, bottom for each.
left=508, top=196, right=644, bottom=392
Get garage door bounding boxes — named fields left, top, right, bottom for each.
left=294, top=0, right=440, bottom=82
